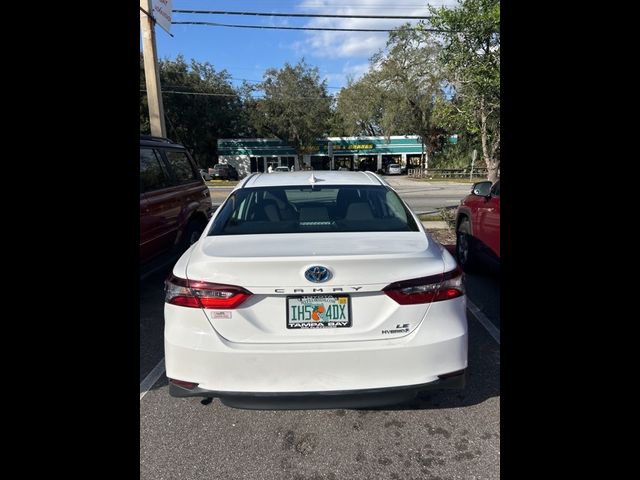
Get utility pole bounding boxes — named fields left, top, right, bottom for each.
left=140, top=0, right=166, bottom=137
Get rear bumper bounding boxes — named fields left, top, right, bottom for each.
left=169, top=370, right=466, bottom=409
left=165, top=297, right=468, bottom=398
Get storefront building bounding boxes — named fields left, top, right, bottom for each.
left=217, top=136, right=426, bottom=176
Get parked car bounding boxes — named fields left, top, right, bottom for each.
left=212, top=163, right=239, bottom=180
left=140, top=136, right=213, bottom=265
left=274, top=166, right=291, bottom=172
left=386, top=163, right=402, bottom=175
left=165, top=171, right=467, bottom=409
left=455, top=179, right=500, bottom=271
left=199, top=169, right=212, bottom=181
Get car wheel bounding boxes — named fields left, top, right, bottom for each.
left=456, top=218, right=476, bottom=271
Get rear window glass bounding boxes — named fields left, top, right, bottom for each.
left=209, top=185, right=419, bottom=235
left=164, top=150, right=199, bottom=184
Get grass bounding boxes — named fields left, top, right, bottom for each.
left=418, top=214, right=444, bottom=222
left=418, top=207, right=457, bottom=230
left=410, top=177, right=487, bottom=183
left=206, top=179, right=240, bottom=186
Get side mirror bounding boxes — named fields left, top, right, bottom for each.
left=472, top=181, right=492, bottom=197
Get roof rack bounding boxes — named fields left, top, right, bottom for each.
left=140, top=135, right=177, bottom=144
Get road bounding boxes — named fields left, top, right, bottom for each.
left=140, top=178, right=500, bottom=479
left=207, top=175, right=472, bottom=214
left=384, top=176, right=472, bottom=214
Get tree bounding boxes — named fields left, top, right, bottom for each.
left=370, top=25, right=448, bottom=169
left=250, top=59, right=333, bottom=165
left=140, top=54, right=250, bottom=167
left=428, top=0, right=500, bottom=181
left=333, top=73, right=386, bottom=137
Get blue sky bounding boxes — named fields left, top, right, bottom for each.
left=149, top=0, right=457, bottom=93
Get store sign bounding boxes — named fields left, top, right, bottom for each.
left=323, top=143, right=375, bottom=152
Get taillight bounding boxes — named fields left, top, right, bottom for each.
left=383, top=267, right=464, bottom=305
left=165, top=274, right=252, bottom=309
left=169, top=379, right=198, bottom=390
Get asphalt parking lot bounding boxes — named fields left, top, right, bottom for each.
left=140, top=179, right=500, bottom=479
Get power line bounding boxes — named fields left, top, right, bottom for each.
left=141, top=90, right=331, bottom=99
left=141, top=90, right=239, bottom=97
left=172, top=21, right=448, bottom=33
left=139, top=6, right=154, bottom=22
left=187, top=2, right=448, bottom=7
left=229, top=77, right=342, bottom=90
left=141, top=80, right=343, bottom=90
left=173, top=10, right=432, bottom=20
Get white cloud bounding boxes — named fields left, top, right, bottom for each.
left=323, top=62, right=372, bottom=89
left=295, top=0, right=458, bottom=59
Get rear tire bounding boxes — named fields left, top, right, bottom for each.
left=456, top=218, right=476, bottom=271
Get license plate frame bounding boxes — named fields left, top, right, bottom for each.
left=286, top=295, right=352, bottom=329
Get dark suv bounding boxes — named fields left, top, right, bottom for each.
left=212, top=163, right=239, bottom=180
left=140, top=136, right=213, bottom=264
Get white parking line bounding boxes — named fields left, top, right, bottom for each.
left=467, top=299, right=500, bottom=344
left=140, top=358, right=165, bottom=401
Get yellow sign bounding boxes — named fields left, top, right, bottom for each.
left=329, top=144, right=374, bottom=151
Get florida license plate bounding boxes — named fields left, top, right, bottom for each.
left=286, top=295, right=352, bottom=329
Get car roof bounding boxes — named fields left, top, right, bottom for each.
left=241, top=171, right=384, bottom=188
left=140, top=135, right=185, bottom=150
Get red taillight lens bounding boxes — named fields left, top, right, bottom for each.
left=169, top=378, right=198, bottom=389
left=165, top=274, right=252, bottom=309
left=383, top=267, right=464, bottom=305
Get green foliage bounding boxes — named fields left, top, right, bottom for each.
left=140, top=54, right=252, bottom=167
left=139, top=0, right=499, bottom=178
left=427, top=0, right=500, bottom=180
left=249, top=59, right=333, bottom=156
left=372, top=25, right=448, bottom=158
left=333, top=25, right=452, bottom=163
left=430, top=133, right=480, bottom=169
left=333, top=73, right=385, bottom=137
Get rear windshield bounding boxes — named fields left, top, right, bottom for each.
left=209, top=185, right=419, bottom=235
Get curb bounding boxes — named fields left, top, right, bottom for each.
left=421, top=220, right=450, bottom=229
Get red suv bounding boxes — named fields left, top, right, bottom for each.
left=455, top=180, right=500, bottom=270
left=140, top=136, right=213, bottom=264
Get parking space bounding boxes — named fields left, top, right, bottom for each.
left=140, top=179, right=500, bottom=479
left=140, top=311, right=499, bottom=480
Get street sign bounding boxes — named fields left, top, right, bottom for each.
left=327, top=141, right=333, bottom=156
left=152, top=0, right=173, bottom=34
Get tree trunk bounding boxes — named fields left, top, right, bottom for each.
left=425, top=144, right=429, bottom=172
left=479, top=97, right=500, bottom=183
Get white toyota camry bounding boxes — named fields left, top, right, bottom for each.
left=165, top=171, right=467, bottom=409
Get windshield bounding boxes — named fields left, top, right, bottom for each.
left=209, top=185, right=419, bottom=235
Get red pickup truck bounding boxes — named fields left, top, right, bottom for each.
left=455, top=180, right=500, bottom=270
